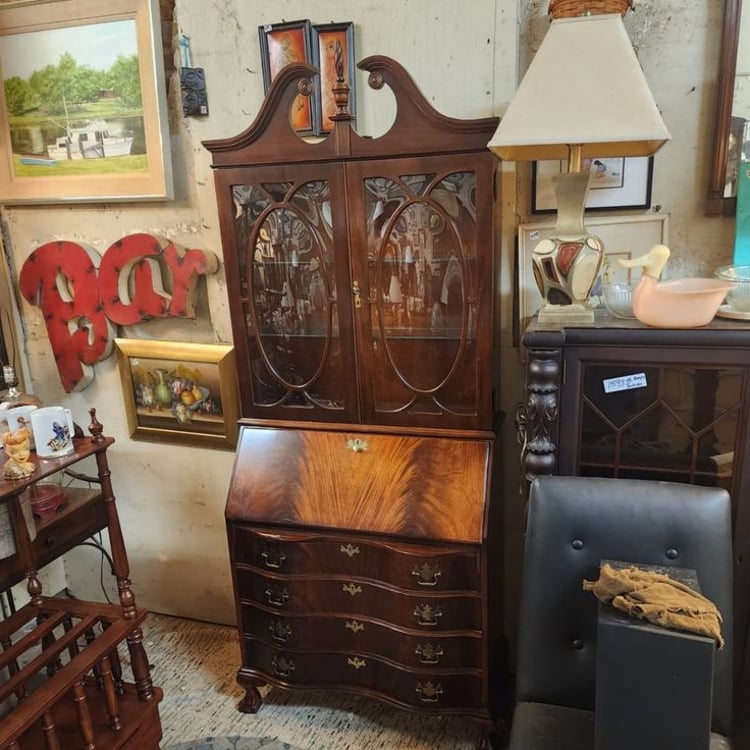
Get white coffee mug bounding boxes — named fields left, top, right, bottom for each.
left=6, top=404, right=38, bottom=447
left=30, top=406, right=75, bottom=458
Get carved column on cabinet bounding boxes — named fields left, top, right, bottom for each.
left=518, top=348, right=561, bottom=480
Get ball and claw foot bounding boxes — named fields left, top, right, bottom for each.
left=238, top=685, right=262, bottom=713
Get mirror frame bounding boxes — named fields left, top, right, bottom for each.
left=707, top=0, right=743, bottom=216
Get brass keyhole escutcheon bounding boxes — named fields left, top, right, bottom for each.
left=352, top=280, right=362, bottom=308
left=346, top=438, right=368, bottom=453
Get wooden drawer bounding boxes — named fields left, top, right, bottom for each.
left=240, top=638, right=485, bottom=712
left=239, top=602, right=483, bottom=669
left=0, top=489, right=106, bottom=591
left=235, top=568, right=482, bottom=632
left=231, top=525, right=481, bottom=592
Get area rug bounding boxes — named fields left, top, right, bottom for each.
left=166, top=738, right=304, bottom=750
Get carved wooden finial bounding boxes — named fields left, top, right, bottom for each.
left=88, top=407, right=104, bottom=443
left=330, top=40, right=352, bottom=121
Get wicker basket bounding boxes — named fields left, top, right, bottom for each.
left=549, top=0, right=634, bottom=18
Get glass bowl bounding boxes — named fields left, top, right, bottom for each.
left=714, top=264, right=750, bottom=312
left=601, top=281, right=636, bottom=319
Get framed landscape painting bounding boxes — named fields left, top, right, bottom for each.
left=0, top=0, right=172, bottom=204
left=115, top=339, right=240, bottom=448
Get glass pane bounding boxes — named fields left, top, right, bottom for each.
left=233, top=180, right=344, bottom=411
left=363, top=171, right=479, bottom=416
left=579, top=362, right=742, bottom=494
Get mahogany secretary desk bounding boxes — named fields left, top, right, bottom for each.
left=205, top=55, right=502, bottom=737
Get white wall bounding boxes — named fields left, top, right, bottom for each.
left=0, top=1, right=737, bottom=635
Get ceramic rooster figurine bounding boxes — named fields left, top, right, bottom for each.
left=619, top=245, right=732, bottom=328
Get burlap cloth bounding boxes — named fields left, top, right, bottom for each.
left=583, top=562, right=724, bottom=648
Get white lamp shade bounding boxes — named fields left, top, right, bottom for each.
left=488, top=14, right=671, bottom=161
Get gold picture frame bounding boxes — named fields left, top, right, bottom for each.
left=115, top=339, right=239, bottom=448
left=0, top=0, right=173, bottom=204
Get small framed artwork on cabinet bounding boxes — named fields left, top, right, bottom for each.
left=311, top=22, right=356, bottom=134
left=258, top=19, right=316, bottom=135
left=115, top=339, right=240, bottom=448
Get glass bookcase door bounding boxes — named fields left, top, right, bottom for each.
left=573, top=359, right=745, bottom=505
left=229, top=167, right=358, bottom=421
left=350, top=158, right=492, bottom=428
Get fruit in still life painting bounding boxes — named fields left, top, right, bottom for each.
left=130, top=362, right=221, bottom=426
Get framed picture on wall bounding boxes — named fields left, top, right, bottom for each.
left=0, top=0, right=172, bottom=204
left=311, top=22, right=356, bottom=135
left=532, top=156, right=654, bottom=213
left=115, top=339, right=240, bottom=449
left=258, top=19, right=316, bottom=136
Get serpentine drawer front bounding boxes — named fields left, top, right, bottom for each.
left=225, top=422, right=495, bottom=725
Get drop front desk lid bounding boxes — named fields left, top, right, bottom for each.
left=225, top=422, right=494, bottom=544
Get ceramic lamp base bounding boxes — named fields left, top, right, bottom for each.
left=533, top=234, right=604, bottom=306
left=532, top=170, right=604, bottom=312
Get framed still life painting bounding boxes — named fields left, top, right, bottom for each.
left=115, top=339, right=240, bottom=448
left=0, top=0, right=173, bottom=204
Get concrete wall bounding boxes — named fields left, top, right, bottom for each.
left=1, top=1, right=736, bottom=642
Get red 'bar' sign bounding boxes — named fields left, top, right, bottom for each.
left=19, top=233, right=218, bottom=392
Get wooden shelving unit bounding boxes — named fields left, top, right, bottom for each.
left=0, top=410, right=162, bottom=750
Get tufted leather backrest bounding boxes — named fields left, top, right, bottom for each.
left=516, top=476, right=733, bottom=736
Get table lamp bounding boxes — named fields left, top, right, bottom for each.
left=488, top=12, right=671, bottom=323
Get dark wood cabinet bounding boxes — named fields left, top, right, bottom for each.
left=225, top=420, right=495, bottom=727
left=0, top=411, right=162, bottom=749
left=520, top=313, right=750, bottom=719
left=203, top=56, right=498, bottom=431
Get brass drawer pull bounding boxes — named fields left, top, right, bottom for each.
left=265, top=584, right=289, bottom=607
left=271, top=655, right=295, bottom=678
left=345, top=620, right=365, bottom=634
left=268, top=619, right=292, bottom=642
left=342, top=583, right=362, bottom=597
left=415, top=643, right=444, bottom=665
left=340, top=543, right=360, bottom=558
left=416, top=680, right=444, bottom=703
left=261, top=547, right=286, bottom=570
left=347, top=656, right=366, bottom=670
left=412, top=562, right=442, bottom=587
left=413, top=603, right=443, bottom=627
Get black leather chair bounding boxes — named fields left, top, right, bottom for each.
left=509, top=476, right=733, bottom=749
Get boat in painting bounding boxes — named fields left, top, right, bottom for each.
left=19, top=154, right=58, bottom=167
left=47, top=120, right=134, bottom=161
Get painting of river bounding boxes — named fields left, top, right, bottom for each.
left=0, top=16, right=148, bottom=177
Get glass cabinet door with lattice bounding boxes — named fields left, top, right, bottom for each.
left=559, top=347, right=749, bottom=527
left=223, top=163, right=359, bottom=422
left=205, top=56, right=498, bottom=430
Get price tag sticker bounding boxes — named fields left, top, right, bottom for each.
left=602, top=372, right=647, bottom=394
